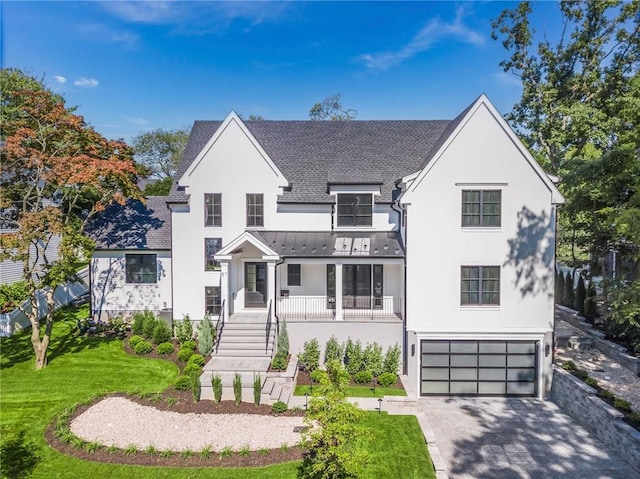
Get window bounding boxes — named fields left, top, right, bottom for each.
left=205, top=193, right=222, bottom=227
left=287, top=264, right=301, bottom=286
left=337, top=194, right=372, bottom=227
left=461, top=266, right=500, bottom=305
left=205, top=286, right=222, bottom=314
left=462, top=190, right=501, bottom=227
left=246, top=194, right=264, bottom=227
left=205, top=238, right=222, bottom=271
left=125, top=254, right=157, bottom=284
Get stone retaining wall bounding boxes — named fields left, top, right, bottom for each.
left=551, top=366, right=640, bottom=471
left=555, top=305, right=640, bottom=375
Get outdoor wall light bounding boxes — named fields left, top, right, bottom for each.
left=411, top=344, right=415, bottom=357
left=545, top=344, right=550, bottom=357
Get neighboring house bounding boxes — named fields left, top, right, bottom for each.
left=0, top=228, right=61, bottom=285
left=88, top=94, right=564, bottom=399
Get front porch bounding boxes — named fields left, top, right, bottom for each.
left=276, top=295, right=403, bottom=321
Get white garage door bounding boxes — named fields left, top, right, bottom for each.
left=420, top=340, right=538, bottom=396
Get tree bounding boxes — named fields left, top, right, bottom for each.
left=309, top=94, right=357, bottom=121
left=143, top=176, right=173, bottom=196
left=574, top=274, right=586, bottom=315
left=563, top=271, right=574, bottom=308
left=492, top=1, right=640, bottom=267
left=131, top=128, right=189, bottom=179
left=0, top=69, right=140, bottom=369
left=298, top=360, right=369, bottom=479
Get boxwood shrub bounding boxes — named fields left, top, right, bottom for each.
left=354, top=370, right=373, bottom=384
left=173, top=375, right=192, bottom=391
left=177, top=347, right=195, bottom=363
left=156, top=342, right=175, bottom=355
left=187, top=353, right=205, bottom=368
left=133, top=340, right=153, bottom=355
left=377, top=372, right=397, bottom=387
left=129, top=335, right=144, bottom=348
left=181, top=340, right=197, bottom=351
left=272, top=401, right=287, bottom=413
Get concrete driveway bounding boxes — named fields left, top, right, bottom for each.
left=420, top=397, right=638, bottom=479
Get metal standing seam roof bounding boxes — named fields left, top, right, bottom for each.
left=170, top=119, right=454, bottom=204
left=84, top=196, right=171, bottom=250
left=247, top=230, right=405, bottom=258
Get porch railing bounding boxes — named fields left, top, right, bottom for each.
left=276, top=296, right=402, bottom=321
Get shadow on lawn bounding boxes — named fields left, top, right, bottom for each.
left=0, top=305, right=114, bottom=369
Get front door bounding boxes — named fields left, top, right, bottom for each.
left=245, top=262, right=267, bottom=308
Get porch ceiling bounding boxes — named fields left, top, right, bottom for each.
left=247, top=230, right=405, bottom=258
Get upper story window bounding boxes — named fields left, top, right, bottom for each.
left=337, top=194, right=372, bottom=227
left=461, top=266, right=500, bottom=305
left=246, top=194, right=264, bottom=227
left=287, top=264, right=301, bottom=286
left=462, top=190, right=501, bottom=227
left=205, top=193, right=222, bottom=227
left=205, top=238, right=222, bottom=271
left=125, top=254, right=157, bottom=284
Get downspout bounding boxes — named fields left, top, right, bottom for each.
left=391, top=195, right=408, bottom=376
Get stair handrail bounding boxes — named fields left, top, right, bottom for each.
left=266, top=299, right=273, bottom=354
left=214, top=299, right=225, bottom=354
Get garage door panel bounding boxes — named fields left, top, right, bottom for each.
left=420, top=340, right=537, bottom=397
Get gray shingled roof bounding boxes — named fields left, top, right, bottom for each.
left=248, top=230, right=404, bottom=258
left=172, top=119, right=453, bottom=204
left=85, top=196, right=171, bottom=250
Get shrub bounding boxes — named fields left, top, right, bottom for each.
left=152, top=320, right=172, bottom=345
left=584, top=377, right=599, bottom=389
left=191, top=374, right=201, bottom=403
left=183, top=362, right=202, bottom=377
left=131, top=311, right=151, bottom=335
left=272, top=401, right=287, bottom=413
left=156, top=342, right=175, bottom=355
left=143, top=315, right=158, bottom=339
left=177, top=347, right=195, bottom=363
left=197, top=314, right=215, bottom=355
left=187, top=353, right=205, bottom=368
left=383, top=343, right=401, bottom=374
left=599, top=389, right=615, bottom=399
left=363, top=342, right=384, bottom=377
left=561, top=360, right=577, bottom=372
left=175, top=315, right=193, bottom=343
left=298, top=339, right=320, bottom=372
left=277, top=317, right=290, bottom=355
left=128, top=335, right=144, bottom=348
left=574, top=369, right=588, bottom=381
left=584, top=280, right=598, bottom=320
left=233, top=373, right=242, bottom=405
left=555, top=269, right=565, bottom=304
left=377, top=372, right=397, bottom=387
left=354, top=370, right=373, bottom=384
left=324, top=335, right=344, bottom=366
left=563, top=271, right=574, bottom=308
left=574, top=275, right=586, bottom=315
left=614, top=398, right=633, bottom=413
left=212, top=374, right=222, bottom=402
left=271, top=351, right=288, bottom=371
left=173, top=375, right=191, bottom=391
left=133, top=340, right=153, bottom=355
left=182, top=340, right=197, bottom=351
left=345, top=338, right=364, bottom=375
left=310, top=369, right=327, bottom=384
left=253, top=374, right=262, bottom=407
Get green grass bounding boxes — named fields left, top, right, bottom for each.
left=1, top=304, right=431, bottom=478
left=294, top=384, right=407, bottom=397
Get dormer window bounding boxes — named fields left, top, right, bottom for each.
left=337, top=194, right=372, bottom=227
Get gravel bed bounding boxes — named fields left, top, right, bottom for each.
left=71, top=397, right=305, bottom=451
left=555, top=319, right=640, bottom=413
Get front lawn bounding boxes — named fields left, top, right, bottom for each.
left=0, top=305, right=433, bottom=479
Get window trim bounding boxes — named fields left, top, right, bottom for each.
left=205, top=286, right=222, bottom=315
left=287, top=264, right=301, bottom=286
left=125, top=254, right=157, bottom=284
left=205, top=238, right=222, bottom=271
left=336, top=193, right=373, bottom=227
left=460, top=266, right=500, bottom=306
left=246, top=193, right=264, bottom=227
left=204, top=193, right=222, bottom=227
left=461, top=190, right=501, bottom=227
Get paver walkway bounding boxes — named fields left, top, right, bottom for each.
left=420, top=397, right=638, bottom=479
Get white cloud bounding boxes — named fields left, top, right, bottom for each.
left=493, top=71, right=522, bottom=87
left=74, top=77, right=99, bottom=88
left=356, top=7, right=485, bottom=70
left=79, top=24, right=139, bottom=48
left=53, top=75, right=67, bottom=84
left=123, top=116, right=150, bottom=126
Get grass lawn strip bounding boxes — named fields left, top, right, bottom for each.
left=1, top=304, right=435, bottom=479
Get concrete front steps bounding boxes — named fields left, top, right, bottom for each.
left=200, top=312, right=275, bottom=401
left=261, top=356, right=298, bottom=405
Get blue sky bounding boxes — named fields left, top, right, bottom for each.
left=2, top=1, right=561, bottom=142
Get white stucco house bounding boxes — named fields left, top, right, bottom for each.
left=87, top=94, right=564, bottom=398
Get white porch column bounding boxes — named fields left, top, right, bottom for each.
left=220, top=261, right=230, bottom=323
left=335, top=263, right=343, bottom=321
left=266, top=260, right=276, bottom=311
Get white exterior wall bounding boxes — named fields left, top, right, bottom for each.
left=402, top=102, right=558, bottom=397
left=91, top=250, right=172, bottom=319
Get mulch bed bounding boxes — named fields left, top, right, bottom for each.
left=296, top=369, right=406, bottom=391
left=45, top=333, right=306, bottom=468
